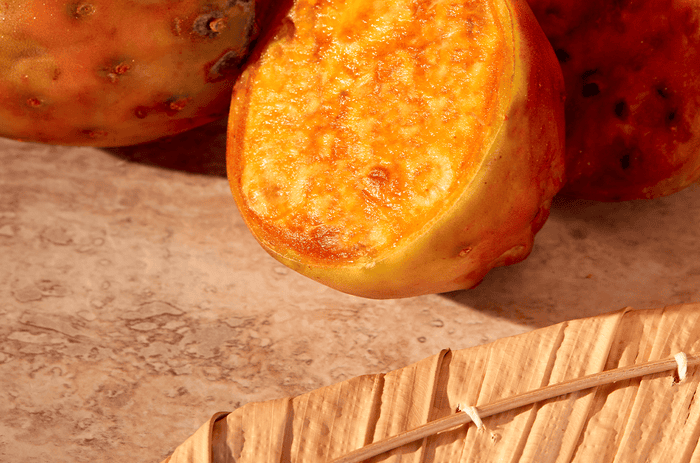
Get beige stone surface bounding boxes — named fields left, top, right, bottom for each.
left=1, top=119, right=699, bottom=462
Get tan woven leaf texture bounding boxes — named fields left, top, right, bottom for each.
left=161, top=303, right=700, bottom=462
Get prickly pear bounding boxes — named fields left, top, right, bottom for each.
left=227, top=0, right=566, bottom=298
left=0, top=0, right=261, bottom=146
left=528, top=0, right=700, bottom=200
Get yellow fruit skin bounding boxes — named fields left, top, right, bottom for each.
left=228, top=0, right=565, bottom=298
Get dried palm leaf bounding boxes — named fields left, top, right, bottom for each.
left=161, top=303, right=700, bottom=462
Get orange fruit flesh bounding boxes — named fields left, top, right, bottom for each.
left=232, top=0, right=507, bottom=264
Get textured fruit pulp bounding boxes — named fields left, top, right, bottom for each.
left=0, top=0, right=253, bottom=145
left=234, top=0, right=507, bottom=263
left=527, top=0, right=700, bottom=200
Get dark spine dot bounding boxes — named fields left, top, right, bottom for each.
left=666, top=110, right=678, bottom=127
left=582, top=82, right=600, bottom=98
left=554, top=49, right=570, bottom=63
left=614, top=100, right=628, bottom=119
left=134, top=107, right=149, bottom=119
left=581, top=69, right=598, bottom=80
left=620, top=154, right=631, bottom=170
left=656, top=85, right=669, bottom=98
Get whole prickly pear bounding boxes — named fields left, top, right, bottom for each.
left=527, top=0, right=700, bottom=200
left=0, top=0, right=262, bottom=146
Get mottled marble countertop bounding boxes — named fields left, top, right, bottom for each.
left=2, top=119, right=699, bottom=462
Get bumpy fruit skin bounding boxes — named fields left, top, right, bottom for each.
left=528, top=0, right=700, bottom=200
left=227, top=0, right=565, bottom=298
left=0, top=0, right=260, bottom=147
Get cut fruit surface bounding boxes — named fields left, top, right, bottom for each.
left=239, top=1, right=506, bottom=262
left=228, top=0, right=565, bottom=298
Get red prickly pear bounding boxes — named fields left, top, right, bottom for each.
left=528, top=0, right=700, bottom=200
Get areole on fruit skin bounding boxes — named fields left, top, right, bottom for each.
left=0, top=0, right=262, bottom=147
left=228, top=0, right=565, bottom=299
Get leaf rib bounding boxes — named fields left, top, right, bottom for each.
left=329, top=354, right=700, bottom=463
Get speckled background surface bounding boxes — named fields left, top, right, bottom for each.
left=1, top=119, right=699, bottom=462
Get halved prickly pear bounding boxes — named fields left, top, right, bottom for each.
left=227, top=0, right=565, bottom=298
left=0, top=0, right=264, bottom=147
left=528, top=0, right=700, bottom=200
